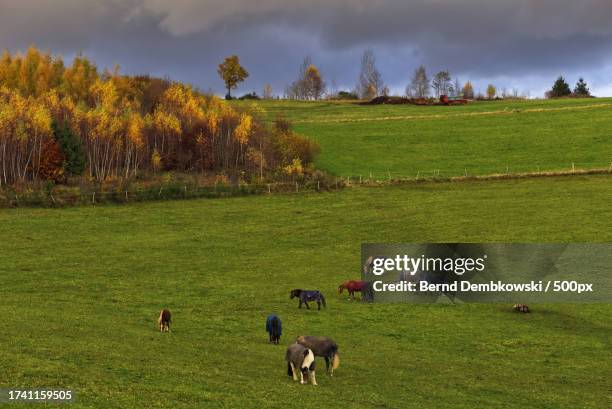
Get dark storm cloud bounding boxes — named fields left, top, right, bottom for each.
left=1, top=0, right=612, bottom=95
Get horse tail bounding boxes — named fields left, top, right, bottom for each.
left=332, top=353, right=340, bottom=369
left=320, top=293, right=326, bottom=308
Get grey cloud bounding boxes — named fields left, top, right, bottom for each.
left=0, top=0, right=611, bottom=96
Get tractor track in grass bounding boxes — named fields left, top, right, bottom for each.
left=290, top=102, right=612, bottom=124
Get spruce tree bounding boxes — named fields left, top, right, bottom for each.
left=550, top=76, right=571, bottom=98
left=573, top=78, right=590, bottom=97
left=52, top=120, right=86, bottom=176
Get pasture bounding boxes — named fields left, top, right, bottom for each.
left=1, top=175, right=611, bottom=408
left=240, top=98, right=612, bottom=177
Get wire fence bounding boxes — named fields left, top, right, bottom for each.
left=2, top=162, right=611, bottom=208
left=0, top=179, right=346, bottom=208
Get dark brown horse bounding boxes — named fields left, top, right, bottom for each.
left=297, top=335, right=339, bottom=376
left=158, top=309, right=171, bottom=332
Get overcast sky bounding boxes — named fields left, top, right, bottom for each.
left=1, top=0, right=612, bottom=97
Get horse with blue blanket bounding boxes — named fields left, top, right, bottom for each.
left=290, top=289, right=327, bottom=310
left=265, top=314, right=282, bottom=344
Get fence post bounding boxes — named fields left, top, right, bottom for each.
left=267, top=184, right=271, bottom=194
left=416, top=171, right=420, bottom=181
left=572, top=162, right=575, bottom=171
left=92, top=192, right=96, bottom=204
left=159, top=186, right=163, bottom=197
left=125, top=190, right=129, bottom=202
left=465, top=168, right=468, bottom=177
left=184, top=185, right=187, bottom=198
left=359, top=175, right=362, bottom=184
left=295, top=181, right=298, bottom=192
left=317, top=181, right=320, bottom=191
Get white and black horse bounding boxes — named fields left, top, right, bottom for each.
left=286, top=343, right=317, bottom=385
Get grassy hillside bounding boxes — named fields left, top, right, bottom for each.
left=1, top=175, right=611, bottom=408
left=238, top=98, right=612, bottom=177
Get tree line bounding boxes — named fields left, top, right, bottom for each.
left=218, top=50, right=592, bottom=101
left=0, top=47, right=319, bottom=186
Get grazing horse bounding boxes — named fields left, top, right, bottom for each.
left=296, top=335, right=339, bottom=376
left=514, top=304, right=531, bottom=313
left=265, top=314, right=282, bottom=344
left=290, top=289, right=326, bottom=310
left=286, top=343, right=317, bottom=385
left=158, top=309, right=171, bottom=332
left=338, top=280, right=368, bottom=300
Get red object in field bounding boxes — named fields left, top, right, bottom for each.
left=439, top=95, right=468, bottom=105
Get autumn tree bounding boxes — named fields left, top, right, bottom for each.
left=286, top=57, right=311, bottom=100
left=462, top=81, right=475, bottom=99
left=304, top=65, right=326, bottom=99
left=0, top=48, right=320, bottom=186
left=357, top=49, right=384, bottom=100
left=486, top=84, right=496, bottom=99
left=217, top=55, right=249, bottom=99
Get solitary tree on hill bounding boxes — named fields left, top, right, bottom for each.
left=218, top=55, right=249, bottom=99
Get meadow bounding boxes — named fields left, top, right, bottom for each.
left=1, top=175, right=611, bottom=408
left=238, top=98, right=612, bottom=178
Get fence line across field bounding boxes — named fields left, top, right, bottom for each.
left=2, top=162, right=612, bottom=207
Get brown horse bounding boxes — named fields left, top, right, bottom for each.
left=297, top=335, right=339, bottom=376
left=158, top=309, right=172, bottom=332
left=338, top=280, right=368, bottom=300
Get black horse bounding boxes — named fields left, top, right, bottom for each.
left=265, top=314, right=282, bottom=344
left=290, top=289, right=327, bottom=310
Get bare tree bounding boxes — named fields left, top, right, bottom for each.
left=286, top=57, right=313, bottom=99
left=357, top=49, right=384, bottom=100
left=431, top=70, right=452, bottom=98
left=263, top=84, right=273, bottom=99
left=453, top=78, right=461, bottom=97
left=406, top=65, right=429, bottom=98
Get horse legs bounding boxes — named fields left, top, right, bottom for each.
left=298, top=300, right=302, bottom=309
left=317, top=301, right=321, bottom=310
left=289, top=362, right=298, bottom=381
left=349, top=290, right=354, bottom=301
left=324, top=357, right=330, bottom=373
left=304, top=301, right=310, bottom=309
left=309, top=370, right=318, bottom=386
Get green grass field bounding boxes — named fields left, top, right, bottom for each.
left=238, top=98, right=612, bottom=177
left=1, top=175, right=611, bottom=408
